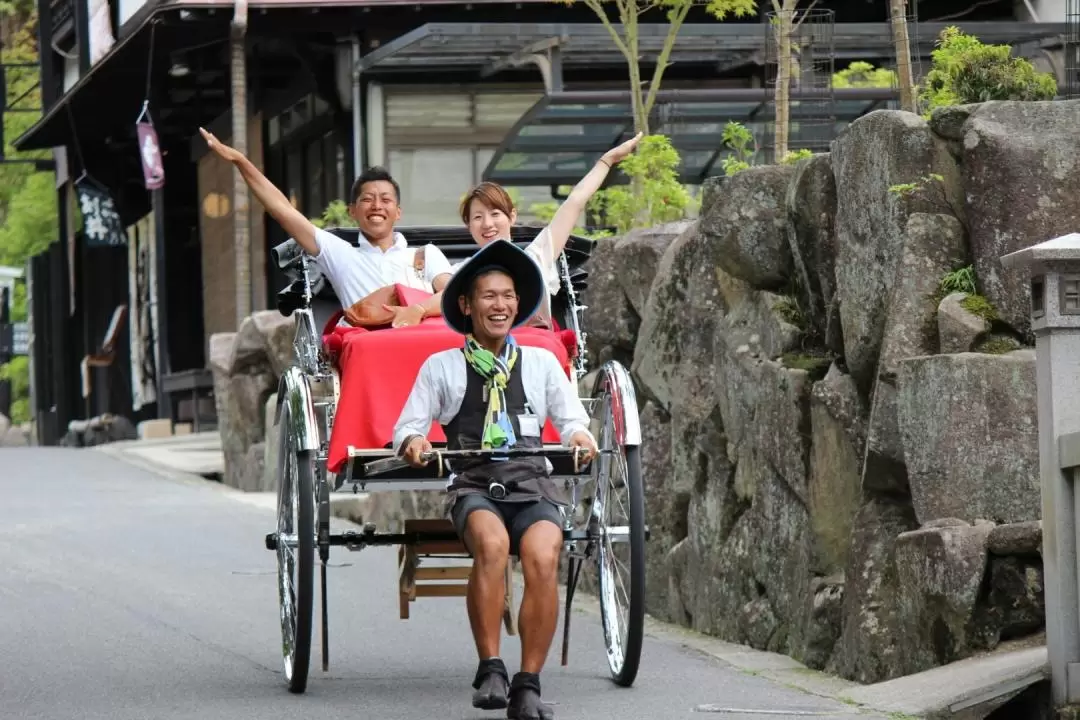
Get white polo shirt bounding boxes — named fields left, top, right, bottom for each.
left=311, top=227, right=453, bottom=308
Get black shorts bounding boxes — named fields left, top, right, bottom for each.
left=450, top=494, right=565, bottom=556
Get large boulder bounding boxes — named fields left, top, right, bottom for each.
left=786, top=152, right=841, bottom=352
left=896, top=351, right=1038, bottom=525
left=808, top=365, right=866, bottom=577
left=581, top=235, right=638, bottom=369
left=613, top=222, right=691, bottom=316
left=699, top=165, right=796, bottom=291
left=636, top=402, right=684, bottom=620
left=826, top=496, right=919, bottom=682
left=831, top=110, right=962, bottom=392
left=209, top=330, right=279, bottom=491
left=894, top=519, right=994, bottom=668
left=946, top=100, right=1080, bottom=334
left=633, top=224, right=733, bottom=420
left=862, top=212, right=968, bottom=495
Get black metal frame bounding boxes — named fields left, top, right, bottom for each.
left=481, top=87, right=902, bottom=187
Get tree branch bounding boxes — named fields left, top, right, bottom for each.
left=642, top=0, right=691, bottom=121
left=792, top=0, right=819, bottom=29
left=583, top=0, right=632, bottom=57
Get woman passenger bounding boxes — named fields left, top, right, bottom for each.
left=386, top=132, right=643, bottom=329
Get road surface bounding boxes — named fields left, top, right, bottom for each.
left=0, top=446, right=883, bottom=720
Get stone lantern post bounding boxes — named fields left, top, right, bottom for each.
left=1002, top=233, right=1080, bottom=707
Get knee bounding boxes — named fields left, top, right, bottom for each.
left=470, top=527, right=510, bottom=567
left=520, top=527, right=562, bottom=582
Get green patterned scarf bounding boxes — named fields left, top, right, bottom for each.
left=463, top=334, right=519, bottom=449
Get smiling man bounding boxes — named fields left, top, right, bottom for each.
left=393, top=240, right=597, bottom=720
left=199, top=128, right=453, bottom=316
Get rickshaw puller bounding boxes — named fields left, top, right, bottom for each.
left=393, top=240, right=597, bottom=720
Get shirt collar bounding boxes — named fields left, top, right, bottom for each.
left=357, top=230, right=408, bottom=253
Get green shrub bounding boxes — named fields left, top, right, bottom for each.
left=720, top=121, right=756, bottom=176
left=833, top=61, right=897, bottom=89
left=920, top=26, right=1057, bottom=113
left=0, top=356, right=29, bottom=424
left=310, top=199, right=357, bottom=229
left=589, top=134, right=696, bottom=235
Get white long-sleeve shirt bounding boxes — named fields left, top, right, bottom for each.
left=392, top=344, right=593, bottom=454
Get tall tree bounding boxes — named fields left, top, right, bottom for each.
left=768, top=0, right=821, bottom=161
left=889, top=0, right=917, bottom=112
left=575, top=0, right=756, bottom=134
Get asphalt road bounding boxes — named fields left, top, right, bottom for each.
left=0, top=447, right=879, bottom=720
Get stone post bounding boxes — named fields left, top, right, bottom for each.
left=1002, top=233, right=1080, bottom=707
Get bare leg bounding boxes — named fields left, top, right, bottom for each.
left=516, top=520, right=563, bottom=674
left=463, top=509, right=510, bottom=660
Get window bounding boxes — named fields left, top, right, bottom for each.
left=1032, top=276, right=1045, bottom=318
left=1062, top=274, right=1080, bottom=315
left=383, top=87, right=562, bottom=225
left=388, top=148, right=475, bottom=225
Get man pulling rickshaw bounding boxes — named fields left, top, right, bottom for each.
left=394, top=240, right=597, bottom=719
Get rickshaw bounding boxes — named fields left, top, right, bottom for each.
left=263, top=225, right=647, bottom=695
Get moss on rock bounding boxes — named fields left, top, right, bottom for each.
left=960, top=294, right=999, bottom=322
left=780, top=352, right=833, bottom=381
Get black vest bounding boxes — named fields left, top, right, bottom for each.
left=443, top=350, right=567, bottom=506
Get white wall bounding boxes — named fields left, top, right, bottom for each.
left=1024, top=0, right=1065, bottom=21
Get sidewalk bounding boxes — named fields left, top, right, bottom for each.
left=91, top=431, right=1051, bottom=720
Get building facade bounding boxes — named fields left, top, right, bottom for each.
left=7, top=0, right=1070, bottom=441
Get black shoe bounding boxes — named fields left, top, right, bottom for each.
left=472, top=658, right=509, bottom=710
left=507, top=672, right=554, bottom=720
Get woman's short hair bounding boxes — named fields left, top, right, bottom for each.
left=459, top=182, right=516, bottom=225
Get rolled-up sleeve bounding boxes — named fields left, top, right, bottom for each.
left=542, top=353, right=593, bottom=444
left=393, top=357, right=442, bottom=454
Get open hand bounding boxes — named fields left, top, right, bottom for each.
left=569, top=430, right=598, bottom=466
left=403, top=435, right=433, bottom=467
left=199, top=127, right=245, bottom=163
left=384, top=304, right=426, bottom=328
left=602, top=132, right=644, bottom=166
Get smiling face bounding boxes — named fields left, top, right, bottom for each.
left=349, top=179, right=402, bottom=241
left=460, top=270, right=518, bottom=346
left=466, top=198, right=516, bottom=247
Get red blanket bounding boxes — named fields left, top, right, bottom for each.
left=321, top=288, right=574, bottom=474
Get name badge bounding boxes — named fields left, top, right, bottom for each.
left=518, top=414, right=541, bottom=438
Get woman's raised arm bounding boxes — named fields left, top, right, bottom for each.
left=545, top=132, right=643, bottom=255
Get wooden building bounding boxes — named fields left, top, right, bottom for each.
left=7, top=0, right=1068, bottom=442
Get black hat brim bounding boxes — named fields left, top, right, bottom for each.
left=441, top=239, right=545, bottom=335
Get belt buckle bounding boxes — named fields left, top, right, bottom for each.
left=488, top=482, right=507, bottom=500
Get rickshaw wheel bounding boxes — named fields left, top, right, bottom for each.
left=275, top=403, right=315, bottom=694
left=591, top=379, right=646, bottom=688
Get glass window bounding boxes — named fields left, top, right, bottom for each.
left=388, top=148, right=476, bottom=225
left=475, top=147, right=553, bottom=225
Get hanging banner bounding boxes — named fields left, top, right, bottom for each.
left=75, top=179, right=127, bottom=248
left=137, top=120, right=165, bottom=190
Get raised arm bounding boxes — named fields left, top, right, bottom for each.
left=545, top=132, right=643, bottom=257
left=199, top=127, right=319, bottom=256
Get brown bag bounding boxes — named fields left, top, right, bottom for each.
left=342, top=248, right=427, bottom=327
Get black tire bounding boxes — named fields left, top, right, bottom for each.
left=594, top=390, right=646, bottom=688
left=275, top=404, right=315, bottom=694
